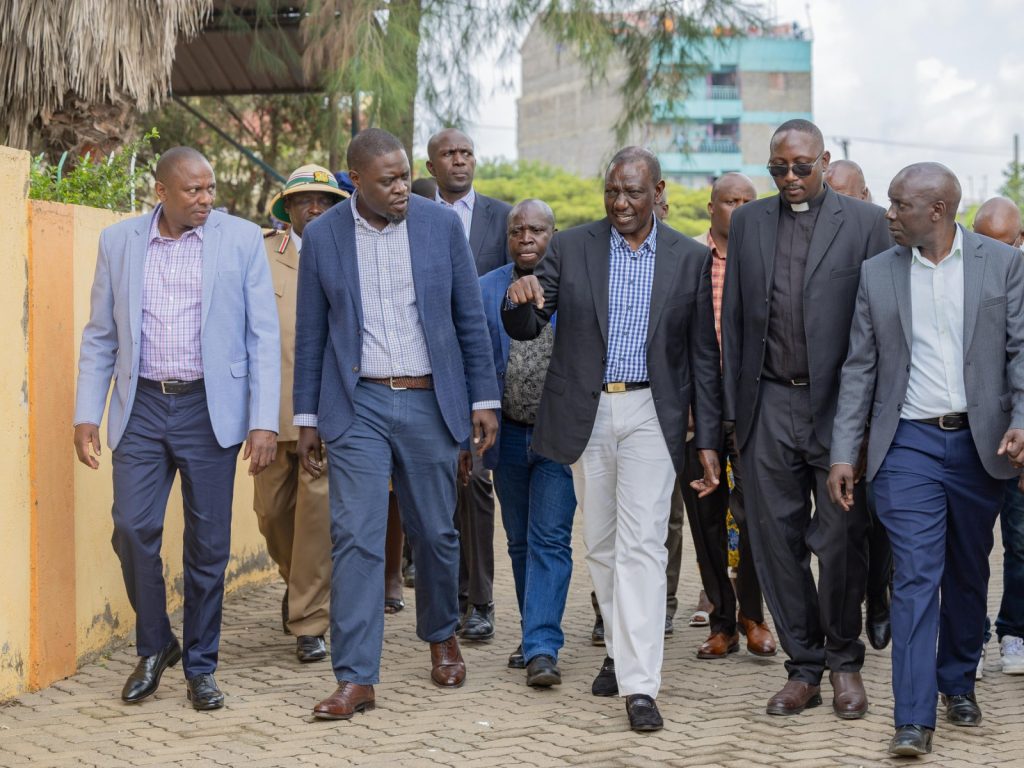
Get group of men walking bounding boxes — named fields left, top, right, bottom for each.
left=73, top=117, right=1024, bottom=757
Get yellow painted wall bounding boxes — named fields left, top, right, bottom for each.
left=0, top=147, right=31, bottom=698
left=0, top=146, right=275, bottom=700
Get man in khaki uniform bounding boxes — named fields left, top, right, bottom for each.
left=257, top=164, right=348, bottom=662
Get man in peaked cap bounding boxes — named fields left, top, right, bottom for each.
left=256, top=164, right=347, bottom=663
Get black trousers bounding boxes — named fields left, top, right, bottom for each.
left=740, top=380, right=868, bottom=684
left=455, top=449, right=495, bottom=609
left=678, top=435, right=765, bottom=636
left=863, top=482, right=894, bottom=607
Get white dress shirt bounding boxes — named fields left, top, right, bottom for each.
left=902, top=225, right=968, bottom=420
left=289, top=228, right=302, bottom=254
left=435, top=187, right=475, bottom=237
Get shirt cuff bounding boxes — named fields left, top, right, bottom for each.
left=293, top=413, right=318, bottom=427
left=472, top=401, right=501, bottom=411
left=502, top=293, right=519, bottom=311
left=829, top=461, right=853, bottom=468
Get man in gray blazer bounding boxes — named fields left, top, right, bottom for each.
left=428, top=127, right=512, bottom=640
left=720, top=120, right=891, bottom=719
left=828, top=164, right=1024, bottom=757
left=503, top=147, right=721, bottom=732
left=73, top=147, right=280, bottom=710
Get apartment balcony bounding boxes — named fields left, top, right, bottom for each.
left=658, top=150, right=744, bottom=175
left=709, top=84, right=739, bottom=100
left=699, top=138, right=740, bottom=153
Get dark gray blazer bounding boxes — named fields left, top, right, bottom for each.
left=469, top=192, right=513, bottom=276
left=830, top=228, right=1024, bottom=481
left=721, top=187, right=891, bottom=450
left=501, top=218, right=722, bottom=474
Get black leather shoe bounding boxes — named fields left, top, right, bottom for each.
left=865, top=590, right=891, bottom=650
left=888, top=724, right=933, bottom=756
left=186, top=673, right=225, bottom=711
left=281, top=588, right=290, bottom=635
left=403, top=561, right=416, bottom=588
left=121, top=640, right=182, bottom=703
left=507, top=644, right=526, bottom=669
left=591, top=656, right=618, bottom=697
left=664, top=615, right=674, bottom=636
left=943, top=692, right=982, bottom=726
left=591, top=592, right=605, bottom=646
left=460, top=603, right=495, bottom=641
left=526, top=655, right=561, bottom=688
left=625, top=694, right=663, bottom=732
left=296, top=635, right=327, bottom=663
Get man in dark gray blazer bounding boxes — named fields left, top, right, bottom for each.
left=720, top=119, right=891, bottom=719
left=503, top=147, right=721, bottom=732
left=427, top=127, right=513, bottom=641
left=828, top=163, right=1024, bottom=756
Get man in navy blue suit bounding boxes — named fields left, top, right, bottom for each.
left=292, top=128, right=500, bottom=720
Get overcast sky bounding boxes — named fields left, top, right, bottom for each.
left=447, top=0, right=1023, bottom=205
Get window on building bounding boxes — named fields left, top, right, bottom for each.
left=709, top=67, right=739, bottom=100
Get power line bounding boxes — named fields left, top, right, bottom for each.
left=831, top=135, right=1008, bottom=158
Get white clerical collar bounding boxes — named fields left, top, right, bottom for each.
left=790, top=201, right=810, bottom=212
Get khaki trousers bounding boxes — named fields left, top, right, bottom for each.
left=253, top=440, right=331, bottom=636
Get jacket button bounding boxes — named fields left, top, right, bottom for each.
left=906, top=365, right=910, bottom=372
left=592, top=391, right=598, bottom=399
left=755, top=376, right=760, bottom=383
left=353, top=365, right=360, bottom=372
left=896, top=404, right=902, bottom=411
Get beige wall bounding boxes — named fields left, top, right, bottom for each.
left=0, top=146, right=275, bottom=700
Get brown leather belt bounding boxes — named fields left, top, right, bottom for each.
left=362, top=375, right=433, bottom=391
left=914, top=412, right=969, bottom=431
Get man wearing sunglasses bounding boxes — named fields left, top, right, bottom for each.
left=721, top=119, right=891, bottom=720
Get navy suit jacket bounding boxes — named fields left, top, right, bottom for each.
left=478, top=263, right=559, bottom=469
left=293, top=195, right=499, bottom=444
left=469, top=193, right=513, bottom=276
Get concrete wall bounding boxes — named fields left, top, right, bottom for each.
left=0, top=146, right=275, bottom=701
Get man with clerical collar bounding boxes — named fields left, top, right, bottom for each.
left=721, top=119, right=891, bottom=720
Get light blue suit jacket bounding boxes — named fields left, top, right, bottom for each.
left=74, top=208, right=281, bottom=450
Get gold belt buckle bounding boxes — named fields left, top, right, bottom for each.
left=606, top=382, right=626, bottom=393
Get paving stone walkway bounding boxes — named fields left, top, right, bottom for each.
left=1, top=522, right=1021, bottom=767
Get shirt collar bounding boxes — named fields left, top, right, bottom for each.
left=350, top=191, right=403, bottom=233
left=435, top=187, right=475, bottom=211
left=706, top=230, right=725, bottom=260
left=911, top=225, right=963, bottom=269
left=289, top=228, right=302, bottom=253
left=611, top=215, right=658, bottom=256
left=148, top=204, right=205, bottom=242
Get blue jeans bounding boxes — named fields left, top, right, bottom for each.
left=493, top=420, right=577, bottom=662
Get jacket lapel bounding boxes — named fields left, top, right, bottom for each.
left=962, top=228, right=986, bottom=356
left=586, top=220, right=611, bottom=345
left=803, top=188, right=843, bottom=287
left=200, top=216, right=221, bottom=331
left=759, top=198, right=780, bottom=295
left=407, top=205, right=432, bottom=328
left=891, top=247, right=913, bottom=352
left=331, top=201, right=364, bottom=330
left=128, top=212, right=153, bottom=345
left=646, top=224, right=682, bottom=345
left=468, top=196, right=487, bottom=257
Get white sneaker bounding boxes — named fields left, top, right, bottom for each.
left=976, top=646, right=986, bottom=680
left=1000, top=635, right=1024, bottom=674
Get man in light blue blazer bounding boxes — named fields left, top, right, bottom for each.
left=73, top=147, right=280, bottom=711
left=293, top=129, right=499, bottom=720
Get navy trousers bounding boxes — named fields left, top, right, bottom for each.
left=325, top=381, right=461, bottom=684
left=873, top=420, right=1002, bottom=728
left=111, top=384, right=240, bottom=677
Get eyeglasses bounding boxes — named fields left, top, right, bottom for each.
left=767, top=152, right=824, bottom=178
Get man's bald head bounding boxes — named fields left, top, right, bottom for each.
left=155, top=146, right=210, bottom=183
left=891, top=162, right=962, bottom=217
left=974, top=196, right=1024, bottom=247
left=711, top=172, right=757, bottom=203
left=824, top=159, right=870, bottom=201
left=426, top=128, right=474, bottom=162
left=708, top=172, right=756, bottom=245
left=508, top=198, right=555, bottom=230
left=885, top=162, right=962, bottom=250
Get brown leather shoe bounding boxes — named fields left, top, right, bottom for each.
left=766, top=680, right=822, bottom=715
left=697, top=632, right=740, bottom=659
left=830, top=671, right=868, bottom=719
left=312, top=682, right=375, bottom=720
left=738, top=613, right=777, bottom=657
left=430, top=635, right=466, bottom=688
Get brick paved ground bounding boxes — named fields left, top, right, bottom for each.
left=1, top=521, right=1021, bottom=768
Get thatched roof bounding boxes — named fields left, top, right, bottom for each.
left=0, top=0, right=213, bottom=148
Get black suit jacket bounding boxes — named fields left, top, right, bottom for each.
left=469, top=192, right=513, bottom=276
left=502, top=218, right=722, bottom=473
left=721, top=186, right=891, bottom=450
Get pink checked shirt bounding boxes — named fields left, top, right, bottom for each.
left=138, top=207, right=205, bottom=381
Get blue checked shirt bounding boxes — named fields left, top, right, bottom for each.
left=604, top=218, right=658, bottom=384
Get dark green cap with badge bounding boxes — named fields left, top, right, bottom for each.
left=269, top=164, right=349, bottom=223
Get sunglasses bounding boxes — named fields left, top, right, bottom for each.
left=767, top=152, right=824, bottom=178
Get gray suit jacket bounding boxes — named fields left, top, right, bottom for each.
left=469, top=192, right=513, bottom=276
left=830, top=228, right=1024, bottom=481
left=501, top=218, right=721, bottom=473
left=721, top=187, right=891, bottom=449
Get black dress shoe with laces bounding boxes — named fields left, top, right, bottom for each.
left=591, top=656, right=618, bottom=696
left=591, top=591, right=605, bottom=646
left=296, top=635, right=328, bottom=663
left=507, top=644, right=526, bottom=669
left=121, top=640, right=182, bottom=703
left=943, top=692, right=982, bottom=726
left=460, top=603, right=495, bottom=641
left=625, top=694, right=663, bottom=732
left=187, top=673, right=225, bottom=711
left=525, top=655, right=561, bottom=688
left=888, top=724, right=933, bottom=756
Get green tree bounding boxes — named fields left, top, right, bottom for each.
left=1000, top=158, right=1024, bottom=207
